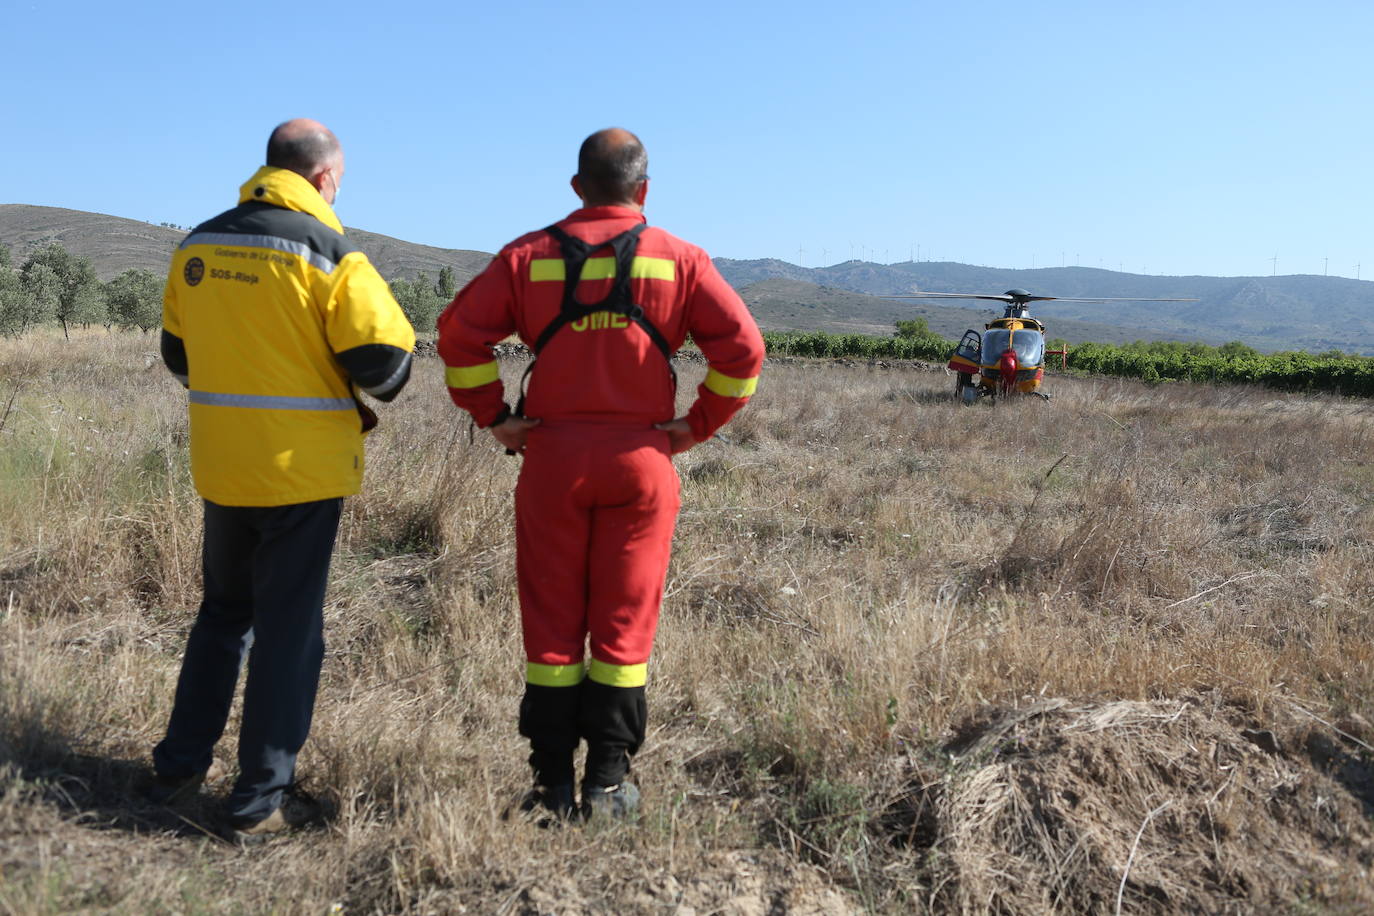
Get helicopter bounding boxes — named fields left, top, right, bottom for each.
left=886, top=288, right=1199, bottom=403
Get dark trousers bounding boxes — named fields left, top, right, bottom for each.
left=153, top=497, right=341, bottom=824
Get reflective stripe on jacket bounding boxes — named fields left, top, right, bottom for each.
left=163, top=167, right=415, bottom=507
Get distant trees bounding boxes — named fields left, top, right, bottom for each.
left=436, top=265, right=456, bottom=301
left=20, top=243, right=103, bottom=339
left=0, top=243, right=48, bottom=337
left=389, top=271, right=447, bottom=331
left=893, top=317, right=953, bottom=354
left=893, top=317, right=932, bottom=338
left=385, top=264, right=463, bottom=330
left=0, top=242, right=163, bottom=338
left=22, top=264, right=61, bottom=327
left=1218, top=340, right=1260, bottom=360
left=105, top=268, right=163, bottom=332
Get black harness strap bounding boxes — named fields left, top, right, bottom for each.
left=514, top=223, right=676, bottom=416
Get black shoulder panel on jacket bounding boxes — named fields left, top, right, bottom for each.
left=185, top=201, right=358, bottom=270
left=336, top=344, right=412, bottom=402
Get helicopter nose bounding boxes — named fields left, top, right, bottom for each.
left=999, top=348, right=1019, bottom=393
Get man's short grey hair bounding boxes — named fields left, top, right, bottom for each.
left=577, top=129, right=649, bottom=204
left=266, top=122, right=340, bottom=177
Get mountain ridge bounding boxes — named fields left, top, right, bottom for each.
left=717, top=257, right=1374, bottom=353
left=4, top=204, right=1370, bottom=352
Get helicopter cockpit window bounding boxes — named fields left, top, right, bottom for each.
left=981, top=328, right=1044, bottom=368
left=955, top=331, right=981, bottom=361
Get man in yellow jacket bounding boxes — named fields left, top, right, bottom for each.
left=152, top=119, right=415, bottom=841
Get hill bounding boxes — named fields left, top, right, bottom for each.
left=7, top=203, right=1374, bottom=352
left=0, top=205, right=492, bottom=287
left=720, top=258, right=1374, bottom=353
left=0, top=204, right=187, bottom=280
left=344, top=227, right=492, bottom=286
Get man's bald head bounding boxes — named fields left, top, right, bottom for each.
left=266, top=118, right=342, bottom=179
left=575, top=128, right=648, bottom=207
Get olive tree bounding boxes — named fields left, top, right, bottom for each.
left=104, top=268, right=164, bottom=332
left=0, top=263, right=45, bottom=337
left=21, top=243, right=102, bottom=339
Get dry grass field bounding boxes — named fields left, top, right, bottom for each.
left=2, top=330, right=1373, bottom=914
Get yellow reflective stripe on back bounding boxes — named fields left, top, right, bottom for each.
left=526, top=662, right=586, bottom=687
left=587, top=659, right=647, bottom=688
left=580, top=258, right=617, bottom=280
left=631, top=257, right=675, bottom=280
left=529, top=257, right=676, bottom=282
left=703, top=368, right=759, bottom=398
left=445, top=361, right=500, bottom=389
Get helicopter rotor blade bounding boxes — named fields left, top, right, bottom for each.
left=1031, top=296, right=1200, bottom=303
left=883, top=293, right=1015, bottom=302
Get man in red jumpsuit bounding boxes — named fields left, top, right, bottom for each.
left=437, top=127, right=764, bottom=820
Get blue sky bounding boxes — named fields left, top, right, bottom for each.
left=3, top=0, right=1371, bottom=278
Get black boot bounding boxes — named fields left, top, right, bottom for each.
left=517, top=783, right=577, bottom=823
left=581, top=781, right=640, bottom=821
left=579, top=680, right=647, bottom=819
left=518, top=683, right=581, bottom=819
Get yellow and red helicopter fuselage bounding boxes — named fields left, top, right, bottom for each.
left=948, top=313, right=1047, bottom=401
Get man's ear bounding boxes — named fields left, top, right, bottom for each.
left=571, top=175, right=585, bottom=202
left=633, top=179, right=649, bottom=207
left=308, top=166, right=330, bottom=195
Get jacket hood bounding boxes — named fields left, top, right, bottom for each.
left=237, top=166, right=344, bottom=234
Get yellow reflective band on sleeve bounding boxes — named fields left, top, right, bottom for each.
left=530, top=259, right=567, bottom=281
left=445, top=361, right=500, bottom=389
left=704, top=368, right=759, bottom=398
left=587, top=659, right=647, bottom=688
left=526, top=662, right=586, bottom=687
left=529, top=257, right=676, bottom=282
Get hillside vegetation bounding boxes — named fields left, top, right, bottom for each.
left=2, top=332, right=1372, bottom=913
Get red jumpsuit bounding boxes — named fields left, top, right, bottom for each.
left=438, top=205, right=763, bottom=791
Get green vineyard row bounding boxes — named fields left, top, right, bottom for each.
left=762, top=330, right=952, bottom=363
left=761, top=330, right=1374, bottom=397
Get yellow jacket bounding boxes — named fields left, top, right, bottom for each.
left=162, top=167, right=415, bottom=507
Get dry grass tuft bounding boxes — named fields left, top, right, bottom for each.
left=928, top=694, right=1374, bottom=913
left=2, top=329, right=1373, bottom=913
